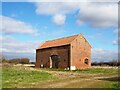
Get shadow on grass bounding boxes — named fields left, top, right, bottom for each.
left=30, top=66, right=35, bottom=68
left=98, top=76, right=120, bottom=82
left=98, top=77, right=120, bottom=89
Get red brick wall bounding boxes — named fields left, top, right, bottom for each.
left=70, top=35, right=91, bottom=69
left=36, top=45, right=70, bottom=69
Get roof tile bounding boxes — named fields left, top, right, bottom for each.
left=37, top=34, right=79, bottom=49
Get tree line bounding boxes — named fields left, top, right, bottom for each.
left=1, top=57, right=119, bottom=66
left=92, top=60, right=120, bottom=66
left=1, top=58, right=35, bottom=64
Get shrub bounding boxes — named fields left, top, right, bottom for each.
left=30, top=62, right=35, bottom=64
left=2, top=58, right=30, bottom=64
left=92, top=60, right=119, bottom=66
left=2, top=58, right=9, bottom=63
left=19, top=58, right=29, bottom=64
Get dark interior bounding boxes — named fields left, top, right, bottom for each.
left=51, top=55, right=59, bottom=68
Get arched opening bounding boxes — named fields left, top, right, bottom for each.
left=50, top=55, right=59, bottom=68
left=84, top=58, right=88, bottom=65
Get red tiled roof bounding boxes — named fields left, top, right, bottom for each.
left=37, top=34, right=79, bottom=49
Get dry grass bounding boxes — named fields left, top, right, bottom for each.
left=2, top=64, right=119, bottom=88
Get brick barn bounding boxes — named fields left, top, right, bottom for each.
left=35, top=33, right=91, bottom=70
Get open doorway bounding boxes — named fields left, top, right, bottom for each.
left=50, top=55, right=59, bottom=68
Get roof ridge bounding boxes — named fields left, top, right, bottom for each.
left=46, top=34, right=79, bottom=42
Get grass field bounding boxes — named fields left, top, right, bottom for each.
left=2, top=64, right=57, bottom=88
left=2, top=64, right=120, bottom=88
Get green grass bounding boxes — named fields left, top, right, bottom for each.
left=2, top=65, right=57, bottom=88
left=0, top=65, right=2, bottom=89
left=40, top=68, right=70, bottom=72
left=2, top=65, right=119, bottom=88
left=73, top=68, right=118, bottom=74
left=112, top=82, right=120, bottom=89
left=40, top=67, right=118, bottom=74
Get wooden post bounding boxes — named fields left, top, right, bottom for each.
left=49, top=57, right=52, bottom=68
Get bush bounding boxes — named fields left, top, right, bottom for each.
left=19, top=58, right=29, bottom=64
left=9, top=58, right=20, bottom=64
left=30, top=62, right=35, bottom=64
left=92, top=60, right=119, bottom=66
left=2, top=58, right=9, bottom=63
left=2, top=57, right=30, bottom=64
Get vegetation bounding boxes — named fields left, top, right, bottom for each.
left=73, top=68, right=118, bottom=74
left=1, top=57, right=119, bottom=88
left=2, top=64, right=119, bottom=88
left=1, top=58, right=30, bottom=64
left=2, top=64, right=56, bottom=88
left=40, top=67, right=118, bottom=74
left=92, top=60, right=120, bottom=66
left=29, top=62, right=36, bottom=64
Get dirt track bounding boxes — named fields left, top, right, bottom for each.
left=31, top=68, right=118, bottom=88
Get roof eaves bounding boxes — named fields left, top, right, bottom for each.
left=38, top=44, right=70, bottom=50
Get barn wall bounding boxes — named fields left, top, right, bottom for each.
left=36, top=45, right=70, bottom=69
left=70, top=35, right=91, bottom=69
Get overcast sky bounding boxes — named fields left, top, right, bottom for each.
left=1, top=0, right=118, bottom=62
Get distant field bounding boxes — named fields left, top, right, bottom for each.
left=2, top=63, right=120, bottom=88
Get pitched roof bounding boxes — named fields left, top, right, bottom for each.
left=37, top=34, right=79, bottom=49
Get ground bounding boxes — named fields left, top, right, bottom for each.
left=1, top=63, right=120, bottom=89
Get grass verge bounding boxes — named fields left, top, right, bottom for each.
left=39, top=67, right=118, bottom=74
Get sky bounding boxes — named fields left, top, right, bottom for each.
left=1, top=0, right=119, bottom=62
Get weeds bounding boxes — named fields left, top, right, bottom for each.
left=2, top=65, right=57, bottom=88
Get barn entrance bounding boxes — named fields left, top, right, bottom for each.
left=50, top=55, right=59, bottom=68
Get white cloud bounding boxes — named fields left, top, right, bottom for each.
left=1, top=36, right=41, bottom=53
left=113, top=40, right=117, bottom=45
left=35, top=2, right=79, bottom=25
left=112, top=28, right=119, bottom=45
left=1, top=16, right=39, bottom=36
left=35, top=2, right=78, bottom=15
left=1, top=36, right=118, bottom=62
left=52, top=14, right=66, bottom=25
left=77, top=2, right=118, bottom=28
left=35, top=2, right=118, bottom=28
left=91, top=48, right=118, bottom=62
left=1, top=36, right=42, bottom=61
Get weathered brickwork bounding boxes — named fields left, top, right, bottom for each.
left=70, top=35, right=91, bottom=69
left=36, top=45, right=70, bottom=69
left=36, top=34, right=91, bottom=70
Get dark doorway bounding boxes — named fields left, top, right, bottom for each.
left=51, top=55, right=59, bottom=68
